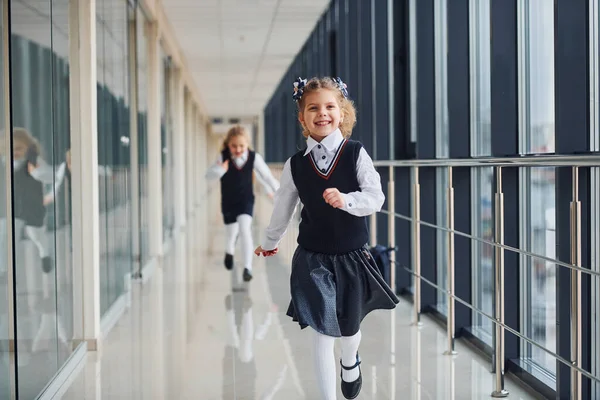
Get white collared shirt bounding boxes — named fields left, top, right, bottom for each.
left=205, top=150, right=280, bottom=195
left=262, top=129, right=385, bottom=251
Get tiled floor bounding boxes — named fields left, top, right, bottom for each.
left=61, top=199, right=540, bottom=399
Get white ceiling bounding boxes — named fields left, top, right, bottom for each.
left=163, top=0, right=330, bottom=118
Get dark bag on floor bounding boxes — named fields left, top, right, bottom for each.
left=368, top=245, right=396, bottom=285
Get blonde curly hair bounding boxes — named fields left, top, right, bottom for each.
left=221, top=125, right=252, bottom=152
left=297, top=77, right=357, bottom=139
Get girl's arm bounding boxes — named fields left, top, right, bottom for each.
left=340, top=148, right=385, bottom=216
left=253, top=153, right=280, bottom=196
left=28, top=158, right=58, bottom=185
left=261, top=158, right=299, bottom=251
left=205, top=154, right=228, bottom=180
left=43, top=162, right=66, bottom=205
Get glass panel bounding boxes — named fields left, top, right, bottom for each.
left=0, top=1, right=12, bottom=398
left=519, top=0, right=556, bottom=376
left=436, top=168, right=448, bottom=312
left=136, top=7, right=149, bottom=266
left=97, top=0, right=132, bottom=316
left=9, top=0, right=73, bottom=395
left=161, top=51, right=174, bottom=239
left=434, top=0, right=449, bottom=159
left=591, top=2, right=600, bottom=395
left=469, top=0, right=493, bottom=343
left=434, top=0, right=448, bottom=312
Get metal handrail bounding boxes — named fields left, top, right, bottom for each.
left=394, top=262, right=600, bottom=384
left=373, top=153, right=600, bottom=167
left=379, top=209, right=600, bottom=278
left=266, top=157, right=593, bottom=397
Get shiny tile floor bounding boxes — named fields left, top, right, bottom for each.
left=61, top=198, right=541, bottom=399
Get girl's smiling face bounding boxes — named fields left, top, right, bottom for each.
left=299, top=89, right=342, bottom=141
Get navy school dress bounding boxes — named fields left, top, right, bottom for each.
left=286, top=139, right=399, bottom=337
left=220, top=148, right=256, bottom=224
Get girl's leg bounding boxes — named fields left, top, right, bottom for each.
left=311, top=328, right=337, bottom=400
left=236, top=214, right=253, bottom=272
left=24, top=225, right=53, bottom=273
left=224, top=222, right=239, bottom=269
left=340, top=330, right=362, bottom=382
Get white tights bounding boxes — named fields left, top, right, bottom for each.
left=312, top=328, right=362, bottom=400
left=225, top=214, right=253, bottom=271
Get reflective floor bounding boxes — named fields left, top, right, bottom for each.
left=62, top=198, right=540, bottom=399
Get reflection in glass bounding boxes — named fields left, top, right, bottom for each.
left=161, top=51, right=174, bottom=239
left=469, top=0, right=493, bottom=343
left=9, top=0, right=74, bottom=396
left=97, top=0, right=132, bottom=315
left=137, top=7, right=150, bottom=266
left=0, top=2, right=10, bottom=398
left=520, top=0, right=556, bottom=376
left=436, top=168, right=448, bottom=313
left=434, top=0, right=449, bottom=313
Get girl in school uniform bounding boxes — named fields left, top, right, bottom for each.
left=206, top=125, right=279, bottom=282
left=255, top=77, right=399, bottom=399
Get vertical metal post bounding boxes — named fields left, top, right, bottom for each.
left=388, top=166, right=396, bottom=368
left=370, top=207, right=377, bottom=247
left=412, top=167, right=422, bottom=326
left=369, top=162, right=377, bottom=246
left=445, top=167, right=457, bottom=355
left=570, top=166, right=582, bottom=400
left=388, top=166, right=396, bottom=292
left=492, top=166, right=508, bottom=397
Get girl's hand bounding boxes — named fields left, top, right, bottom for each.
left=43, top=194, right=54, bottom=206
left=323, top=188, right=345, bottom=209
left=254, top=246, right=278, bottom=257
left=220, top=159, right=229, bottom=171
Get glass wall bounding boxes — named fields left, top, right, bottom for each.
left=592, top=2, right=600, bottom=395
left=518, top=0, right=556, bottom=377
left=0, top=2, right=10, bottom=397
left=97, top=0, right=132, bottom=316
left=434, top=0, right=449, bottom=312
left=8, top=0, right=76, bottom=397
left=136, top=7, right=150, bottom=266
left=469, top=0, right=493, bottom=343
left=161, top=49, right=174, bottom=239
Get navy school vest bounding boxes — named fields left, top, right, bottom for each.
left=290, top=140, right=369, bottom=254
left=220, top=149, right=255, bottom=213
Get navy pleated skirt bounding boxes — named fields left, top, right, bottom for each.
left=286, top=245, right=399, bottom=337
left=222, top=200, right=254, bottom=224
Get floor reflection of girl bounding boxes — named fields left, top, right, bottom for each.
left=222, top=292, right=287, bottom=399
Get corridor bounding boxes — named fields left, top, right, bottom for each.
left=61, top=198, right=539, bottom=400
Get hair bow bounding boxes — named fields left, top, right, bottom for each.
left=292, top=77, right=307, bottom=102
left=333, top=77, right=349, bottom=98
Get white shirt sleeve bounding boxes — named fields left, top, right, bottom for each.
left=205, top=154, right=227, bottom=180
left=44, top=162, right=66, bottom=200
left=340, top=148, right=385, bottom=216
left=262, top=159, right=300, bottom=250
left=253, top=153, right=280, bottom=195
left=29, top=158, right=58, bottom=185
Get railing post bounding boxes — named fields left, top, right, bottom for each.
left=445, top=166, right=457, bottom=355
left=370, top=212, right=377, bottom=247
left=388, top=166, right=396, bottom=293
left=492, top=166, right=508, bottom=398
left=570, top=166, right=582, bottom=400
left=388, top=166, right=396, bottom=367
left=412, top=166, right=422, bottom=326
